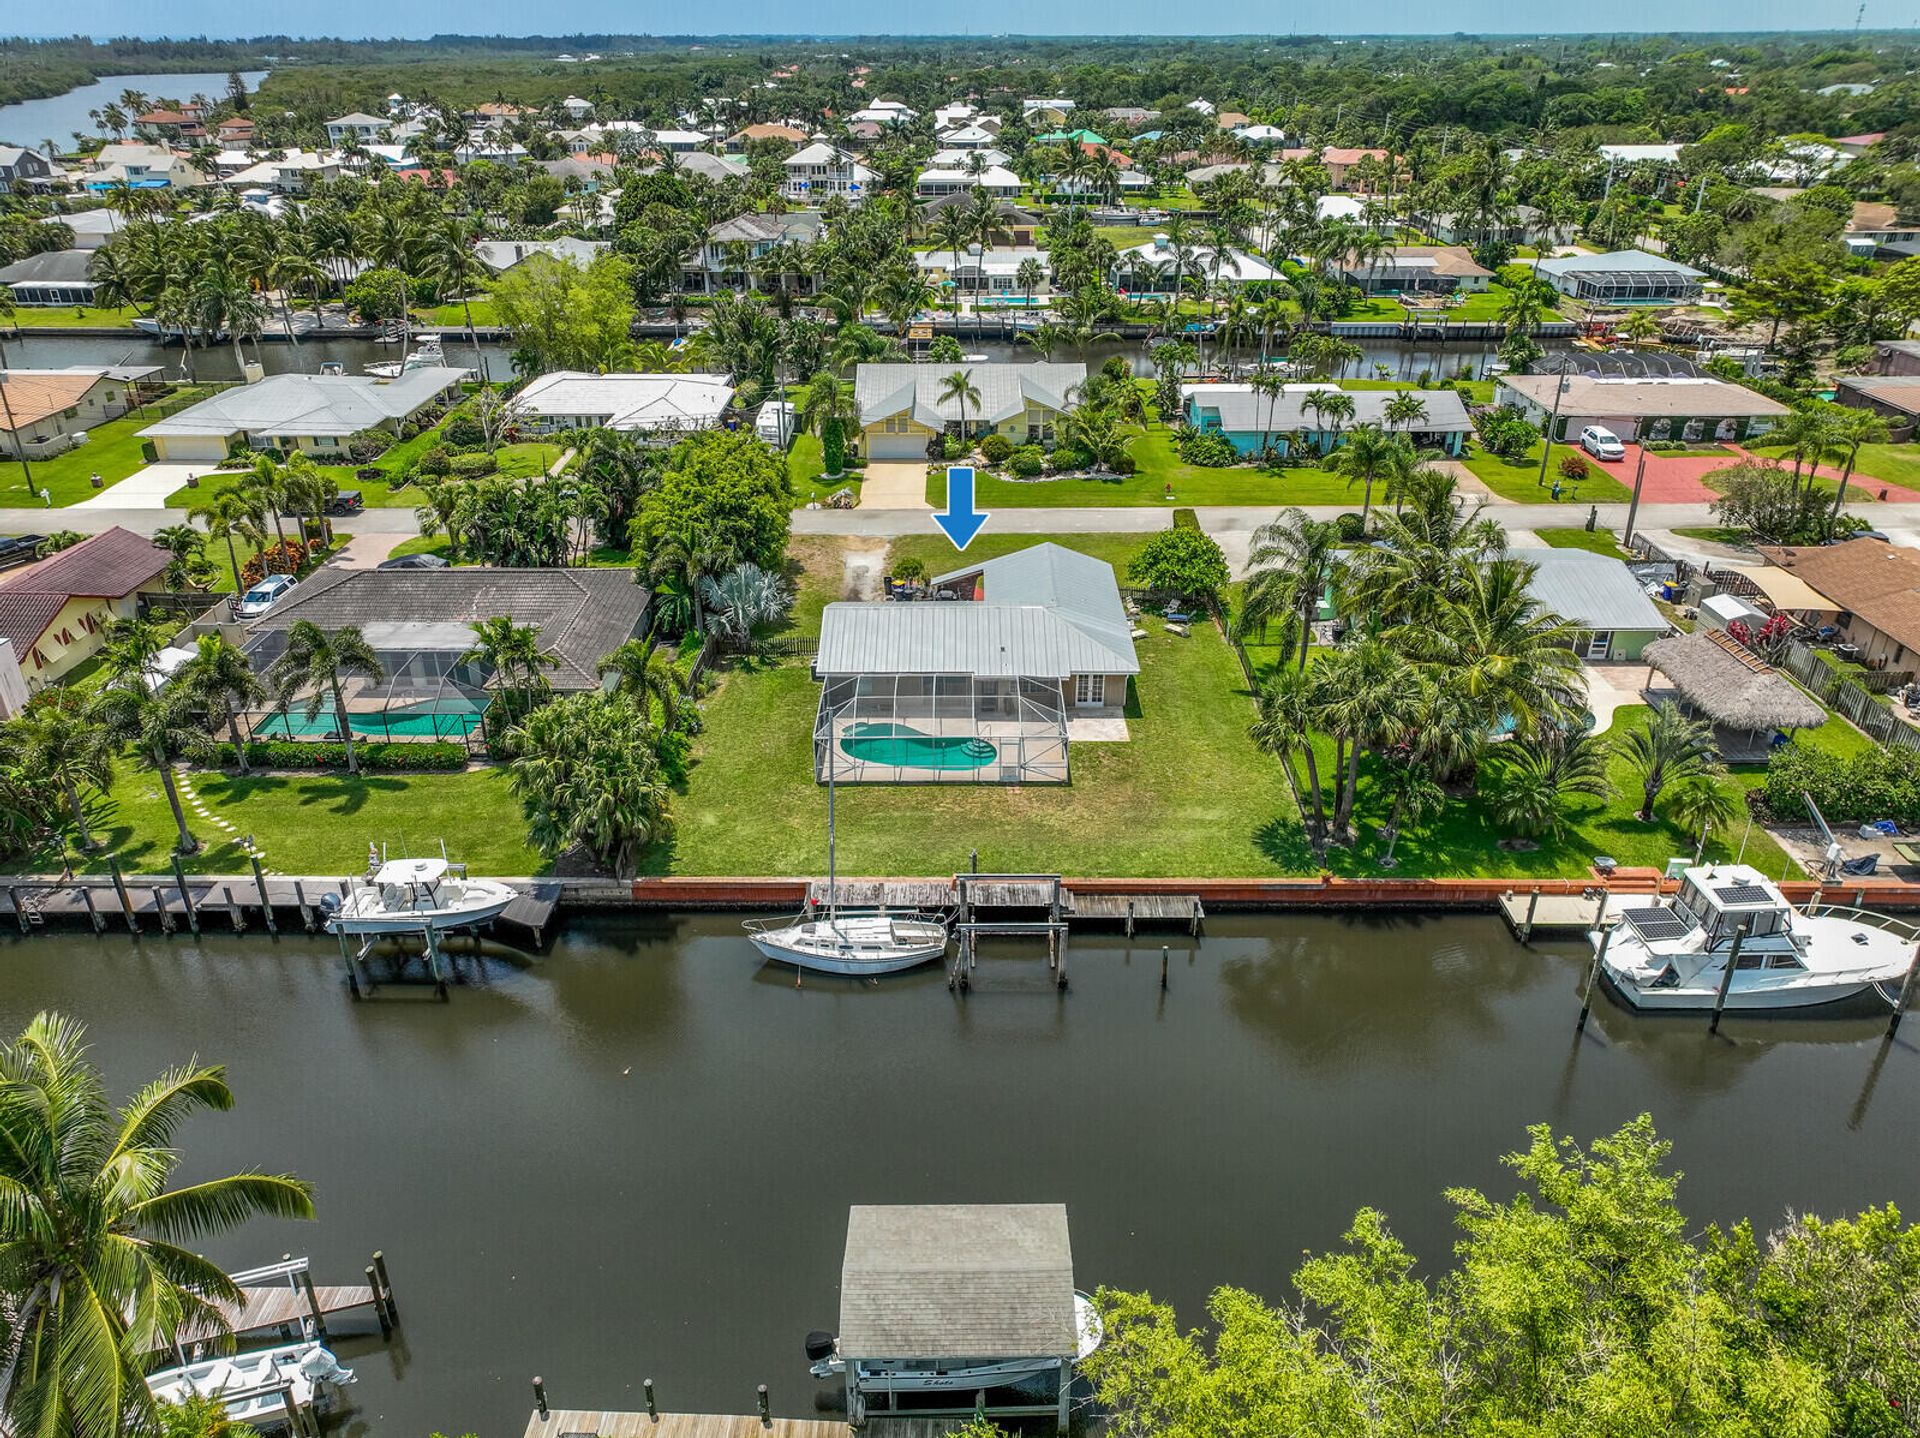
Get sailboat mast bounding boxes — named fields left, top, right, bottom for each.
left=826, top=701, right=838, bottom=919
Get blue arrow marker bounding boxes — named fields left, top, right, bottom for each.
left=933, top=465, right=990, bottom=550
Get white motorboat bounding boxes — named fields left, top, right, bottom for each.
left=807, top=1291, right=1104, bottom=1388
left=324, top=856, right=517, bottom=936
left=364, top=333, right=447, bottom=378
left=743, top=699, right=948, bottom=975
left=1596, top=863, right=1918, bottom=1012
left=147, top=1341, right=355, bottom=1427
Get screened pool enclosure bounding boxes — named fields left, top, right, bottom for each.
left=241, top=623, right=496, bottom=751
left=815, top=673, right=1070, bottom=784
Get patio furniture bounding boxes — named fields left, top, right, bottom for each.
left=1166, top=621, right=1189, bottom=637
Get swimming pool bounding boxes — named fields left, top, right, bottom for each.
left=839, top=722, right=997, bottom=769
left=255, top=698, right=490, bottom=741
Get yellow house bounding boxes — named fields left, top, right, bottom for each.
left=853, top=362, right=1085, bottom=460
left=0, top=527, right=172, bottom=694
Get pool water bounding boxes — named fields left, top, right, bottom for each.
left=840, top=721, right=997, bottom=769
left=255, top=699, right=489, bottom=741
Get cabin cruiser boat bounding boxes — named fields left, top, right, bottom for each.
left=806, top=1290, right=1104, bottom=1389
left=323, top=856, right=516, bottom=935
left=1596, top=863, right=1916, bottom=1012
left=147, top=1341, right=355, bottom=1426
left=364, top=333, right=448, bottom=378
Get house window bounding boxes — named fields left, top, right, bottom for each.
left=1075, top=674, right=1105, bottom=705
left=883, top=416, right=911, bottom=433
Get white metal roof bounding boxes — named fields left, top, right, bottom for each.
left=855, top=363, right=1084, bottom=428
left=511, top=371, right=735, bottom=430
left=140, top=369, right=464, bottom=439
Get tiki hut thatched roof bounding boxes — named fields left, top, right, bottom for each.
left=1642, top=629, right=1826, bottom=732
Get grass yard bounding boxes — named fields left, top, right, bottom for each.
left=1462, top=442, right=1634, bottom=503
left=887, top=530, right=1151, bottom=580
left=4, top=306, right=144, bottom=329
left=161, top=427, right=560, bottom=509
left=1670, top=525, right=1756, bottom=549
left=411, top=298, right=500, bottom=329
left=787, top=432, right=866, bottom=507
left=1342, top=378, right=1498, bottom=404
left=0, top=389, right=216, bottom=506
left=1534, top=526, right=1631, bottom=557
left=5, top=765, right=541, bottom=877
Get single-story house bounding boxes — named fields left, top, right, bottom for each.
left=935, top=123, right=1002, bottom=149
left=0, top=249, right=98, bottom=307
left=1424, top=205, right=1548, bottom=247
left=855, top=362, right=1084, bottom=458
left=684, top=210, right=825, bottom=293
left=1533, top=250, right=1705, bottom=304
left=1598, top=143, right=1684, bottom=166
left=473, top=238, right=609, bottom=274
left=1752, top=538, right=1920, bottom=669
left=640, top=151, right=749, bottom=185
left=914, top=165, right=1023, bottom=198
left=928, top=146, right=1013, bottom=170
left=1643, top=628, right=1827, bottom=758
left=0, top=368, right=141, bottom=460
left=916, top=194, right=1039, bottom=246
left=1834, top=374, right=1920, bottom=432
left=1180, top=383, right=1473, bottom=457
left=140, top=368, right=464, bottom=463
left=1111, top=236, right=1280, bottom=294
left=237, top=567, right=651, bottom=733
left=1869, top=340, right=1920, bottom=378
left=813, top=544, right=1139, bottom=784
left=725, top=122, right=809, bottom=151
left=0, top=527, right=171, bottom=692
left=1493, top=374, right=1788, bottom=445
left=1511, top=547, right=1668, bottom=662
left=45, top=210, right=120, bottom=249
left=509, top=372, right=735, bottom=437
left=1328, top=244, right=1492, bottom=295
left=915, top=245, right=1050, bottom=296
left=220, top=150, right=341, bottom=193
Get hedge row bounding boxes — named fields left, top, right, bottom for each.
left=212, top=740, right=469, bottom=772
left=1762, top=743, right=1920, bottom=827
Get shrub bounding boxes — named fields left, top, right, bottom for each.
left=1101, top=355, right=1133, bottom=382
left=1558, top=452, right=1590, bottom=481
left=942, top=435, right=969, bottom=462
left=441, top=412, right=486, bottom=448
left=1008, top=446, right=1044, bottom=477
left=1128, top=525, right=1230, bottom=599
left=211, top=740, right=468, bottom=772
left=240, top=539, right=313, bottom=586
left=1176, top=429, right=1240, bottom=467
left=346, top=430, right=392, bottom=463
left=418, top=445, right=452, bottom=477
left=1474, top=405, right=1540, bottom=460
left=1333, top=511, right=1366, bottom=542
left=820, top=416, right=846, bottom=475
left=980, top=433, right=1013, bottom=464
left=449, top=451, right=496, bottom=478
left=1763, top=743, right=1920, bottom=828
left=1047, top=445, right=1092, bottom=472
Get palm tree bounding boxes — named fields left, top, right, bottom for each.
left=459, top=616, right=555, bottom=726
left=178, top=633, right=265, bottom=775
left=1771, top=407, right=1844, bottom=500
left=939, top=368, right=982, bottom=451
left=1483, top=727, right=1613, bottom=840
left=1624, top=700, right=1718, bottom=822
left=598, top=639, right=687, bottom=729
left=264, top=622, right=385, bottom=776
left=0, top=1013, right=314, bottom=1438
left=798, top=370, right=860, bottom=476
left=1237, top=507, right=1340, bottom=670
left=242, top=457, right=291, bottom=563
left=933, top=208, right=974, bottom=320
left=189, top=488, right=263, bottom=594
left=699, top=562, right=794, bottom=643
left=1668, top=774, right=1739, bottom=862
left=423, top=215, right=489, bottom=375
left=1301, top=388, right=1356, bottom=453
left=1016, top=257, right=1044, bottom=310
left=1317, top=637, right=1417, bottom=840
left=15, top=702, right=115, bottom=850
left=89, top=685, right=210, bottom=853
left=1415, top=558, right=1584, bottom=747
left=1250, top=664, right=1329, bottom=862
left=1829, top=406, right=1892, bottom=517
left=152, top=524, right=214, bottom=593
left=1327, top=423, right=1411, bottom=525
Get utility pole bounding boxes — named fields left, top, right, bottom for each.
left=0, top=374, right=31, bottom=498
left=1534, top=356, right=1573, bottom=491
left=1623, top=443, right=1650, bottom=547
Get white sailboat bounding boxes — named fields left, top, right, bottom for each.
left=324, top=855, right=517, bottom=936
left=743, top=705, right=949, bottom=975
left=1597, top=863, right=1919, bottom=1012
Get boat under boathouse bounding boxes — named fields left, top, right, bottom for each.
left=822, top=1203, right=1088, bottom=1431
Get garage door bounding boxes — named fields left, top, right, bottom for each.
left=152, top=434, right=230, bottom=464
left=866, top=430, right=928, bottom=460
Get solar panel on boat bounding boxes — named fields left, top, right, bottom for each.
left=1714, top=884, right=1773, bottom=906
left=1623, top=909, right=1691, bottom=941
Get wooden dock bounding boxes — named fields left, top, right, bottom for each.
left=1066, top=891, right=1204, bottom=935
left=805, top=880, right=956, bottom=909
left=217, top=1283, right=378, bottom=1334
left=525, top=1413, right=964, bottom=1438
left=1498, top=889, right=1614, bottom=939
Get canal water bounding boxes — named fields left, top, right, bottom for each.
left=1, top=912, right=1913, bottom=1435
left=0, top=71, right=268, bottom=150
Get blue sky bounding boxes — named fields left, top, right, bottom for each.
left=39, top=1, right=1886, bottom=39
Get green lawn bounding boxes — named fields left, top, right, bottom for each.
left=1461, top=442, right=1633, bottom=503
left=5, top=306, right=144, bottom=329
left=0, top=389, right=216, bottom=506
left=6, top=765, right=541, bottom=877
left=411, top=298, right=500, bottom=329
left=1670, top=526, right=1755, bottom=548
left=1342, top=378, right=1497, bottom=404
left=1534, top=526, right=1631, bottom=557
left=161, top=427, right=559, bottom=509
left=1737, top=440, right=1920, bottom=499
left=787, top=432, right=865, bottom=507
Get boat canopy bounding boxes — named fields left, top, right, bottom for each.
left=373, top=858, right=449, bottom=886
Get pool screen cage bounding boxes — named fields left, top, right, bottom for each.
left=238, top=637, right=496, bottom=753
left=815, top=674, right=1070, bottom=784
left=1564, top=269, right=1703, bottom=304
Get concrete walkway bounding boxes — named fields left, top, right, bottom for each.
left=72, top=463, right=207, bottom=510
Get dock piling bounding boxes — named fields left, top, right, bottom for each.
left=170, top=854, right=199, bottom=935
left=296, top=1266, right=327, bottom=1341
left=337, top=929, right=359, bottom=998
left=534, top=1377, right=549, bottom=1421
left=373, top=1249, right=395, bottom=1321
left=644, top=1379, right=657, bottom=1419
left=1887, top=942, right=1920, bottom=1039
left=79, top=883, right=103, bottom=934
left=1161, top=945, right=1170, bottom=991
left=226, top=884, right=245, bottom=933
left=8, top=886, right=27, bottom=935
left=252, top=855, right=277, bottom=934
left=365, top=1265, right=392, bottom=1337
left=107, top=854, right=137, bottom=933
left=1521, top=887, right=1541, bottom=942
left=154, top=884, right=174, bottom=934
left=1577, top=926, right=1613, bottom=1032
left=756, top=1384, right=770, bottom=1425
left=424, top=926, right=448, bottom=1000
left=279, top=1388, right=302, bottom=1436
left=295, top=879, right=316, bottom=932
left=1709, top=920, right=1752, bottom=1034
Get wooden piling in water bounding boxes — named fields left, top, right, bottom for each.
left=644, top=1380, right=657, bottom=1418
left=534, top=1378, right=549, bottom=1421
left=170, top=855, right=199, bottom=935
left=373, top=1250, right=395, bottom=1322
left=1161, top=945, right=1170, bottom=991
left=1578, top=925, right=1613, bottom=1032
left=365, top=1265, right=392, bottom=1337
left=80, top=883, right=103, bottom=933
left=107, top=855, right=137, bottom=933
left=155, top=884, right=175, bottom=934
left=756, top=1385, right=769, bottom=1425
left=1887, top=942, right=1920, bottom=1039
left=1709, top=919, right=1752, bottom=1035
left=295, top=879, right=316, bottom=932
left=226, top=884, right=245, bottom=933
left=297, top=1266, right=328, bottom=1340
left=252, top=855, right=277, bottom=934
left=1521, top=887, right=1541, bottom=942
left=8, top=886, right=27, bottom=935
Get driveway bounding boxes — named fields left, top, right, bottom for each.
left=859, top=461, right=932, bottom=510
left=71, top=462, right=206, bottom=510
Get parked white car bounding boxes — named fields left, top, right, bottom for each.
left=1579, top=425, right=1627, bottom=460
left=236, top=573, right=297, bottom=618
